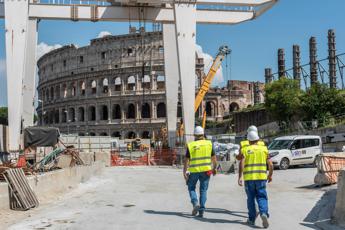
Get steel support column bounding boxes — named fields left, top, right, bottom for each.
left=174, top=3, right=197, bottom=143
left=278, top=48, right=285, bottom=79
left=163, top=23, right=179, bottom=148
left=4, top=0, right=29, bottom=151
left=22, top=19, right=38, bottom=128
left=328, top=29, right=337, bottom=88
left=293, top=44, right=301, bottom=88
left=264, top=68, right=272, bottom=84
left=309, top=37, right=318, bottom=86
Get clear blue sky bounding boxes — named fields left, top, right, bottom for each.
left=0, top=0, right=344, bottom=106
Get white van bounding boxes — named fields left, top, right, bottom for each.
left=268, top=135, right=322, bottom=170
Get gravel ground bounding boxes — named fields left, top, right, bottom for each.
left=0, top=166, right=340, bottom=230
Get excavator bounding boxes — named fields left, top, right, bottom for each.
left=177, top=45, right=231, bottom=139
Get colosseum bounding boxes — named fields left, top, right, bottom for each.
left=37, top=29, right=264, bottom=139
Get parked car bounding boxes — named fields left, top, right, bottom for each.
left=268, top=135, right=322, bottom=170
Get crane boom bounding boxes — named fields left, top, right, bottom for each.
left=194, top=45, right=231, bottom=113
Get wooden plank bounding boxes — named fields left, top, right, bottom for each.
left=8, top=169, right=30, bottom=210
left=3, top=170, right=25, bottom=210
left=17, top=169, right=39, bottom=207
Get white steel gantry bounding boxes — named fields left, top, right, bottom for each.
left=0, top=0, right=278, bottom=151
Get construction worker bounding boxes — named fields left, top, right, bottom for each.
left=240, top=125, right=265, bottom=148
left=238, top=131, right=273, bottom=228
left=183, top=126, right=217, bottom=218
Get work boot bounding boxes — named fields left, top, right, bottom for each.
left=192, top=205, right=200, bottom=216
left=198, top=210, right=204, bottom=218
left=246, top=219, right=255, bottom=226
left=261, top=214, right=269, bottom=228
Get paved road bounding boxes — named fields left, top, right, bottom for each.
left=4, top=167, right=337, bottom=230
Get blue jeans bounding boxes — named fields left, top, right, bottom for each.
left=187, top=172, right=210, bottom=211
left=245, top=180, right=269, bottom=222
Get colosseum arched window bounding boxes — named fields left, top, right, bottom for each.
left=49, top=111, right=54, bottom=124
left=68, top=108, right=76, bottom=122
left=55, top=85, right=60, bottom=99
left=78, top=107, right=85, bottom=122
left=127, top=131, right=136, bottom=139
left=54, top=110, right=60, bottom=123
left=127, top=104, right=136, bottom=119
left=50, top=87, right=54, bottom=100
left=230, top=102, right=240, bottom=112
left=62, top=84, right=67, bottom=98
left=99, top=105, right=109, bottom=120
left=89, top=132, right=96, bottom=136
left=70, top=82, right=77, bottom=97
left=91, top=80, right=97, bottom=94
left=114, top=77, right=121, bottom=91
left=61, top=110, right=67, bottom=123
left=102, top=78, right=109, bottom=93
left=112, top=104, right=121, bottom=119
left=99, top=132, right=108, bottom=136
left=142, top=75, right=151, bottom=90
left=141, top=103, right=151, bottom=119
left=127, top=76, right=136, bottom=91
left=206, top=101, right=216, bottom=117
left=80, top=81, right=86, bottom=96
left=45, top=89, right=49, bottom=102
left=157, top=103, right=166, bottom=118
left=157, top=75, right=165, bottom=90
left=88, top=106, right=96, bottom=121
left=111, top=132, right=121, bottom=138
left=142, top=131, right=150, bottom=139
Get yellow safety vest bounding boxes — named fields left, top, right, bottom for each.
left=243, top=144, right=268, bottom=181
left=187, top=139, right=213, bottom=173
left=240, top=140, right=265, bottom=155
left=240, top=140, right=266, bottom=148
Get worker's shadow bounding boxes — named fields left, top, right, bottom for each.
left=144, top=208, right=261, bottom=228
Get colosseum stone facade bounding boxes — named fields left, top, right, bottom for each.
left=37, top=30, right=264, bottom=138
left=37, top=30, right=206, bottom=139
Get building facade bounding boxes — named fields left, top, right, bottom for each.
left=37, top=30, right=264, bottom=138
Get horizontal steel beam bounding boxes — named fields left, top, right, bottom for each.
left=107, top=0, right=275, bottom=6
left=0, top=3, right=256, bottom=24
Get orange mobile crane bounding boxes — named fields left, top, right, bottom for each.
left=178, top=45, right=231, bottom=137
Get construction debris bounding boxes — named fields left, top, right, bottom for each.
left=3, top=168, right=39, bottom=210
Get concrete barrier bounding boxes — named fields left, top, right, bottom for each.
left=0, top=161, right=105, bottom=210
left=333, top=168, right=345, bottom=227
left=79, top=152, right=95, bottom=165
left=95, top=151, right=111, bottom=167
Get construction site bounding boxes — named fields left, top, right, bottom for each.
left=1, top=0, right=345, bottom=229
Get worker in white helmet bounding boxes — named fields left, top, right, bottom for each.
left=183, top=126, right=217, bottom=218
left=237, top=125, right=266, bottom=161
left=237, top=131, right=273, bottom=228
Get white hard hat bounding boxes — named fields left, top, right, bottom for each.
left=194, top=126, right=204, bottom=135
left=247, top=131, right=259, bottom=142
left=247, top=125, right=258, bottom=133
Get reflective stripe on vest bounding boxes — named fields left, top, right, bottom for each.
left=187, top=140, right=212, bottom=173
left=240, top=140, right=266, bottom=155
left=243, top=144, right=268, bottom=181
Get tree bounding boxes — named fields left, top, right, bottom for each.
left=0, top=107, right=8, bottom=125
left=301, top=83, right=345, bottom=126
left=264, top=78, right=303, bottom=128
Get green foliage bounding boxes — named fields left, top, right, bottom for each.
left=300, top=83, right=345, bottom=126
left=264, top=78, right=303, bottom=126
left=265, top=79, right=345, bottom=129
left=0, top=107, right=8, bottom=125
